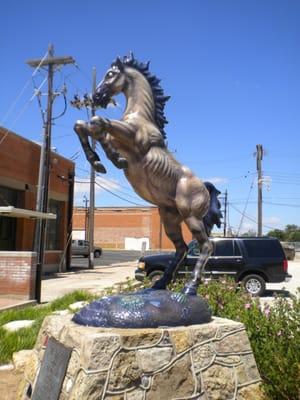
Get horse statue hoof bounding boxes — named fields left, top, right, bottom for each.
left=116, top=157, right=128, bottom=169
left=93, top=161, right=107, bottom=174
left=151, top=279, right=167, bottom=291
left=181, top=284, right=197, bottom=296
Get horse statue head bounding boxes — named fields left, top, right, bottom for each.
left=93, top=52, right=170, bottom=139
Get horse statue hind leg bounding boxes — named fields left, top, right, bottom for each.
left=152, top=172, right=217, bottom=296
left=182, top=217, right=213, bottom=295
left=151, top=207, right=188, bottom=290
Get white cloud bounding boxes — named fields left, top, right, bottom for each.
left=241, top=222, right=255, bottom=230
left=204, top=177, right=229, bottom=185
left=263, top=216, right=281, bottom=226
left=238, top=222, right=256, bottom=234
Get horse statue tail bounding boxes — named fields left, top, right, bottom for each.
left=203, top=182, right=223, bottom=236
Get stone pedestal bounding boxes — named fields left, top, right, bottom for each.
left=18, top=315, right=263, bottom=400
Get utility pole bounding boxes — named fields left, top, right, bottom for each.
left=88, top=68, right=97, bottom=269
left=83, top=195, right=89, bottom=241
left=27, top=44, right=75, bottom=303
left=256, top=144, right=263, bottom=237
left=223, top=190, right=228, bottom=237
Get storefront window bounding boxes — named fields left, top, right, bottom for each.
left=46, top=199, right=63, bottom=250
left=0, top=186, right=22, bottom=250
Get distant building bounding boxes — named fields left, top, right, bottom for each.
left=0, top=127, right=74, bottom=299
left=73, top=206, right=193, bottom=250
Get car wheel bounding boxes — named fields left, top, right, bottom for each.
left=94, top=250, right=102, bottom=258
left=148, top=270, right=164, bottom=283
left=242, top=274, right=266, bottom=297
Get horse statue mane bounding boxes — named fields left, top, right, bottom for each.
left=112, top=52, right=170, bottom=139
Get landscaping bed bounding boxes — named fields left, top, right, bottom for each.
left=0, top=278, right=299, bottom=400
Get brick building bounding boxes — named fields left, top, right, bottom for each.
left=73, top=206, right=193, bottom=250
left=0, top=127, right=74, bottom=299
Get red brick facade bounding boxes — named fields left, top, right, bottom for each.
left=73, top=207, right=193, bottom=250
left=0, top=127, right=75, bottom=272
left=0, top=252, right=36, bottom=299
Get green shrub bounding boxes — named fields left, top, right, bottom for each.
left=167, top=278, right=300, bottom=400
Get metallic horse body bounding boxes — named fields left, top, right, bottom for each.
left=74, top=54, right=222, bottom=295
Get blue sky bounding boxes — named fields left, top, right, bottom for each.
left=1, top=0, right=300, bottom=234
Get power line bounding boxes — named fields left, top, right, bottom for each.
left=94, top=181, right=146, bottom=206
left=230, top=196, right=300, bottom=201
left=0, top=52, right=49, bottom=148
left=75, top=178, right=146, bottom=206
left=76, top=165, right=141, bottom=197
left=0, top=98, right=37, bottom=146
left=237, top=178, right=255, bottom=236
left=265, top=170, right=300, bottom=177
left=0, top=50, right=48, bottom=126
left=263, top=201, right=300, bottom=208
left=229, top=203, right=280, bottom=231
left=271, top=181, right=300, bottom=186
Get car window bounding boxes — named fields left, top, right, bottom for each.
left=84, top=241, right=89, bottom=246
left=214, top=240, right=234, bottom=256
left=78, top=240, right=84, bottom=246
left=72, top=240, right=75, bottom=244
left=243, top=240, right=284, bottom=258
left=234, top=241, right=242, bottom=256
left=188, top=241, right=200, bottom=256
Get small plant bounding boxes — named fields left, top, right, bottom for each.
left=168, top=278, right=300, bottom=400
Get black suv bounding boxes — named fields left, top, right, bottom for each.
left=135, top=237, right=292, bottom=296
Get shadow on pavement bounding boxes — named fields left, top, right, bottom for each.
left=43, top=268, right=118, bottom=280
left=262, top=289, right=291, bottom=298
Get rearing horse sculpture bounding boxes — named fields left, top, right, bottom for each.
left=74, top=53, right=222, bottom=295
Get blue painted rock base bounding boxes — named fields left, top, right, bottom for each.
left=72, top=289, right=212, bottom=328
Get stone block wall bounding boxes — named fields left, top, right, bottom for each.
left=0, top=252, right=36, bottom=299
left=19, top=315, right=263, bottom=400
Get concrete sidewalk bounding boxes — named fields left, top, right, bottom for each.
left=1, top=260, right=298, bottom=309
left=41, top=262, right=138, bottom=302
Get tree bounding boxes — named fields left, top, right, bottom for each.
left=286, top=230, right=300, bottom=242
left=266, top=229, right=286, bottom=241
left=285, top=224, right=299, bottom=233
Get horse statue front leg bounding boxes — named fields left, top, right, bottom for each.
left=99, top=133, right=128, bottom=170
left=74, top=120, right=128, bottom=172
left=90, top=116, right=135, bottom=144
left=74, top=120, right=106, bottom=173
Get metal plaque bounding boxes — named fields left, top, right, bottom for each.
left=31, top=337, right=72, bottom=400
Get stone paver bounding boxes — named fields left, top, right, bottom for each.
left=0, top=365, right=23, bottom=400
left=3, top=320, right=35, bottom=332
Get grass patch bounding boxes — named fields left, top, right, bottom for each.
left=0, top=290, right=95, bottom=364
